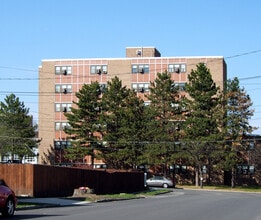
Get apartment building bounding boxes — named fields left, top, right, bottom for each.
left=38, top=47, right=227, bottom=165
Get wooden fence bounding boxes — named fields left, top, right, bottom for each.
left=0, top=164, right=145, bottom=197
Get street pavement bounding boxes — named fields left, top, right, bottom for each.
left=15, top=190, right=261, bottom=220
left=17, top=187, right=254, bottom=209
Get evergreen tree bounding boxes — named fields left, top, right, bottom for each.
left=220, top=77, right=255, bottom=187
left=183, top=63, right=223, bottom=186
left=98, top=76, right=146, bottom=169
left=225, top=77, right=254, bottom=138
left=145, top=71, right=184, bottom=174
left=0, top=94, right=37, bottom=161
left=64, top=82, right=102, bottom=165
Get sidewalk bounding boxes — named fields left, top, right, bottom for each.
left=17, top=197, right=90, bottom=209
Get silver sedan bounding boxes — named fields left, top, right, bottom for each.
left=146, top=176, right=174, bottom=188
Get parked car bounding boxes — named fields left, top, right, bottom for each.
left=0, top=179, right=17, bottom=217
left=146, top=175, right=174, bottom=188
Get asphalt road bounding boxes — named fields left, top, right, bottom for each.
left=12, top=189, right=261, bottom=220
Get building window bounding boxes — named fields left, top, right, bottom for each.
left=174, top=82, right=186, bottom=91
left=132, top=64, right=149, bottom=73
left=168, top=64, right=186, bottom=73
left=90, top=65, right=107, bottom=74
left=132, top=83, right=150, bottom=93
left=55, top=122, right=70, bottom=131
left=55, top=84, right=72, bottom=94
left=55, top=103, right=72, bottom=112
left=55, top=66, right=72, bottom=75
left=99, top=84, right=107, bottom=93
left=54, top=140, right=72, bottom=150
left=23, top=155, right=36, bottom=163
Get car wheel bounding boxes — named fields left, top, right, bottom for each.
left=162, top=183, right=169, bottom=188
left=2, top=197, right=15, bottom=217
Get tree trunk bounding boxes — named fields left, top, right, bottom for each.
left=195, top=167, right=199, bottom=187
left=231, top=168, right=235, bottom=188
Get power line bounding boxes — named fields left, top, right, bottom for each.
left=238, top=76, right=261, bottom=81
left=225, top=49, right=261, bottom=59
left=0, top=78, right=38, bottom=81
left=0, top=135, right=259, bottom=144
left=0, top=66, right=37, bottom=73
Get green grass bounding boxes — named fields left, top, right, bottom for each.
left=137, top=189, right=172, bottom=196
left=82, top=189, right=172, bottom=202
left=98, top=193, right=138, bottom=200
left=17, top=202, right=47, bottom=209
left=17, top=202, right=35, bottom=208
left=177, top=184, right=261, bottom=193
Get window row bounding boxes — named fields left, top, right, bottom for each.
left=132, top=64, right=186, bottom=74
left=55, top=65, right=108, bottom=75
left=55, top=84, right=107, bottom=94
left=54, top=83, right=184, bottom=95
left=54, top=83, right=184, bottom=101
left=55, top=103, right=72, bottom=112
left=131, top=82, right=185, bottom=93
left=55, top=64, right=187, bottom=75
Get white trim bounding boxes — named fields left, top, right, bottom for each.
left=42, top=56, right=224, bottom=63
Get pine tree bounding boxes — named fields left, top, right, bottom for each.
left=64, top=82, right=102, bottom=165
left=0, top=94, right=37, bottom=162
left=183, top=63, right=223, bottom=187
left=225, top=77, right=254, bottom=138
left=221, top=77, right=255, bottom=187
left=98, top=76, right=146, bottom=169
left=145, top=71, right=184, bottom=174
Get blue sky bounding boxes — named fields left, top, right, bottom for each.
left=1, top=0, right=261, bottom=134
